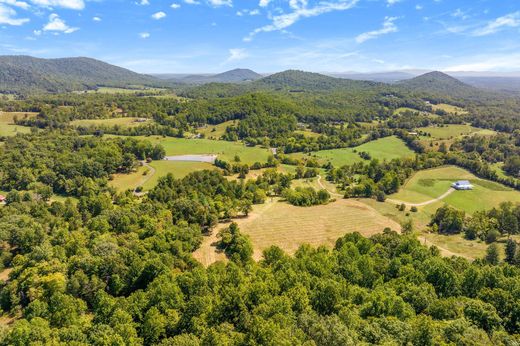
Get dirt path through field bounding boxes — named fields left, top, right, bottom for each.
left=387, top=188, right=455, bottom=207
left=417, top=235, right=473, bottom=259
left=133, top=161, right=156, bottom=195
left=316, top=175, right=343, bottom=197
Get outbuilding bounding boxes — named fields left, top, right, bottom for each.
left=451, top=180, right=473, bottom=190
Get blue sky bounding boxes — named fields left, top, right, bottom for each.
left=0, top=0, right=519, bottom=73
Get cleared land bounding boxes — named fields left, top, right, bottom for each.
left=142, top=161, right=215, bottom=190
left=430, top=103, right=467, bottom=114
left=194, top=198, right=401, bottom=265
left=417, top=124, right=496, bottom=140
left=197, top=120, right=236, bottom=139
left=71, top=117, right=150, bottom=128
left=129, top=136, right=273, bottom=165
left=0, top=111, right=36, bottom=137
left=291, top=136, right=414, bottom=167
left=390, top=166, right=520, bottom=214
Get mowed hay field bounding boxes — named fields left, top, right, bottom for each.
left=430, top=103, right=467, bottom=114
left=195, top=198, right=401, bottom=265
left=291, top=136, right=414, bottom=167
left=417, top=124, right=496, bottom=140
left=390, top=166, right=520, bottom=214
left=197, top=120, right=236, bottom=139
left=0, top=111, right=36, bottom=137
left=142, top=161, right=215, bottom=190
left=71, top=117, right=150, bottom=128
left=131, top=136, right=273, bottom=165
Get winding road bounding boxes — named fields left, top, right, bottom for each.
left=316, top=175, right=343, bottom=197
left=386, top=188, right=455, bottom=207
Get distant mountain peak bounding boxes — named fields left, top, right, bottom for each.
left=397, top=70, right=478, bottom=96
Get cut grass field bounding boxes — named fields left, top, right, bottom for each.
left=417, top=124, right=496, bottom=140
left=0, top=111, right=36, bottom=137
left=127, top=136, right=273, bottom=165
left=194, top=198, right=401, bottom=265
left=430, top=103, right=467, bottom=114
left=197, top=120, right=236, bottom=139
left=389, top=166, right=520, bottom=214
left=142, top=161, right=215, bottom=190
left=292, top=136, right=414, bottom=167
left=71, top=117, right=150, bottom=128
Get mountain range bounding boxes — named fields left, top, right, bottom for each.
left=0, top=55, right=518, bottom=95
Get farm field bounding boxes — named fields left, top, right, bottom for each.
left=142, top=161, right=215, bottom=190
left=128, top=136, right=273, bottom=164
left=71, top=117, right=150, bottom=128
left=197, top=120, right=236, bottom=139
left=0, top=111, right=36, bottom=137
left=295, top=136, right=414, bottom=167
left=195, top=198, right=401, bottom=265
left=417, top=124, right=495, bottom=139
left=430, top=103, right=467, bottom=114
left=389, top=166, right=520, bottom=214
left=109, top=165, right=149, bottom=192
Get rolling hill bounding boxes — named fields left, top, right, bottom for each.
left=0, top=56, right=162, bottom=93
left=251, top=70, right=380, bottom=91
left=397, top=71, right=480, bottom=97
left=180, top=68, right=263, bottom=84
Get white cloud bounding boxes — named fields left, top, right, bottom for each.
left=415, top=4, right=422, bottom=10
left=207, top=0, right=231, bottom=6
left=237, top=8, right=259, bottom=16
left=184, top=0, right=199, bottom=4
left=170, top=3, right=180, bottom=9
left=139, top=32, right=150, bottom=38
left=92, top=16, right=101, bottom=21
left=43, top=13, right=78, bottom=33
left=386, top=0, right=400, bottom=6
left=451, top=8, right=468, bottom=20
left=0, top=0, right=29, bottom=10
left=473, top=12, right=520, bottom=36
left=258, top=0, right=271, bottom=7
left=245, top=0, right=358, bottom=42
left=226, top=48, right=248, bottom=63
left=355, top=16, right=398, bottom=43
left=31, top=0, right=84, bottom=10
left=0, top=3, right=29, bottom=25
left=152, top=11, right=166, bottom=19
left=137, top=0, right=149, bottom=5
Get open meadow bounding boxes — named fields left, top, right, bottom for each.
left=389, top=166, right=520, bottom=214
left=417, top=124, right=496, bottom=140
left=290, top=136, right=414, bottom=167
left=129, top=136, right=273, bottom=164
left=0, top=111, right=36, bottom=137
left=194, top=198, right=401, bottom=265
left=71, top=117, right=151, bottom=128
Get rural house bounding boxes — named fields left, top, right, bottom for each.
left=451, top=180, right=473, bottom=190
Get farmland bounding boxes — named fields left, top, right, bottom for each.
left=417, top=124, right=496, bottom=140
left=197, top=120, right=236, bottom=139
left=71, top=117, right=150, bottom=128
left=389, top=166, right=520, bottom=214
left=129, top=136, right=273, bottom=164
left=0, top=111, right=36, bottom=137
left=292, top=136, right=414, bottom=167
left=195, top=198, right=401, bottom=265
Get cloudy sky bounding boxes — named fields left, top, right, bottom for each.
left=0, top=0, right=519, bottom=73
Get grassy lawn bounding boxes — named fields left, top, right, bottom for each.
left=0, top=111, right=36, bottom=137
left=71, top=117, right=150, bottom=128
left=194, top=198, right=401, bottom=264
left=128, top=136, right=273, bottom=165
left=197, top=120, right=237, bottom=140
left=430, top=103, right=467, bottom=114
left=292, top=136, right=414, bottom=167
left=417, top=124, right=496, bottom=140
left=142, top=161, right=216, bottom=190
left=389, top=166, right=520, bottom=214
left=109, top=165, right=149, bottom=192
